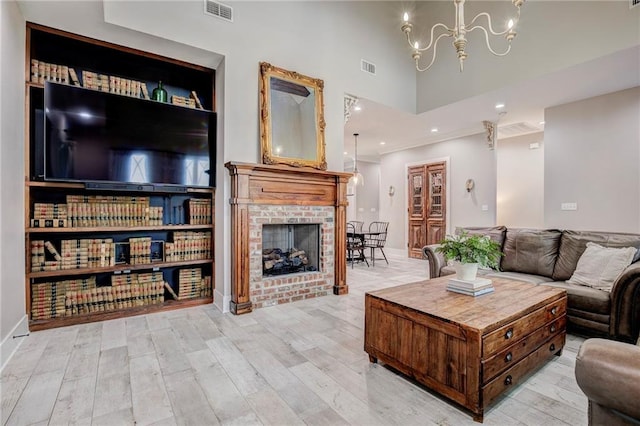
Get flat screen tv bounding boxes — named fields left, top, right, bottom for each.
left=44, top=82, right=215, bottom=189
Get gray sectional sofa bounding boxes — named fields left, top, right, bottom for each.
left=422, top=227, right=640, bottom=343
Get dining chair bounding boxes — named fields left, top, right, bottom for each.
left=364, top=221, right=389, bottom=266
left=347, top=222, right=369, bottom=268
left=348, top=220, right=364, bottom=233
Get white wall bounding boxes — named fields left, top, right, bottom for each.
left=544, top=87, right=640, bottom=232
left=414, top=1, right=640, bottom=112
left=354, top=161, right=380, bottom=226
left=380, top=133, right=497, bottom=250
left=497, top=132, right=544, bottom=228
left=0, top=0, right=27, bottom=369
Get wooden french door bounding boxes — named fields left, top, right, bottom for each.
left=408, top=161, right=446, bottom=259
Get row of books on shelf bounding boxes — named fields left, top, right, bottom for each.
left=178, top=269, right=211, bottom=300
left=31, top=239, right=115, bottom=271
left=31, top=270, right=212, bottom=320
left=31, top=197, right=210, bottom=228
left=165, top=232, right=212, bottom=262
left=30, top=231, right=212, bottom=272
left=30, top=59, right=204, bottom=108
left=187, top=198, right=212, bottom=225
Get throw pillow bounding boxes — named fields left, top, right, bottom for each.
left=567, top=242, right=636, bottom=292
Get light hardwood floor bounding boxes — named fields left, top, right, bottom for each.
left=1, top=250, right=587, bottom=425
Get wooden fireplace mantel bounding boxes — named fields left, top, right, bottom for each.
left=225, top=161, right=352, bottom=314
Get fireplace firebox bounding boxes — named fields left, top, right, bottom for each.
left=262, top=224, right=320, bottom=276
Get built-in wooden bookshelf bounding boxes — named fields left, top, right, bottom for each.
left=24, top=22, right=216, bottom=330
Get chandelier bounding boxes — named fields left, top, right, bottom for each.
left=350, top=133, right=364, bottom=187
left=402, top=0, right=525, bottom=72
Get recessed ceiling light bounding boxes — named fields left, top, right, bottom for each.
left=354, top=105, right=362, bottom=111
left=380, top=141, right=386, bottom=145
left=495, top=103, right=505, bottom=109
left=344, top=151, right=348, bottom=155
left=431, top=128, right=438, bottom=133
left=79, top=111, right=92, bottom=119
left=539, top=121, right=545, bottom=125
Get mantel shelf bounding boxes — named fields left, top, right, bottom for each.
left=29, top=258, right=213, bottom=279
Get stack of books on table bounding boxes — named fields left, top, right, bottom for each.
left=447, top=277, right=494, bottom=296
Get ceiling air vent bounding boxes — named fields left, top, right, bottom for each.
left=204, top=0, right=233, bottom=22
left=361, top=59, right=376, bottom=75
left=631, top=0, right=639, bottom=8
left=497, top=122, right=542, bottom=138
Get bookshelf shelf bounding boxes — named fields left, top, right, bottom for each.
left=28, top=258, right=213, bottom=279
left=27, top=181, right=214, bottom=194
left=24, top=22, right=216, bottom=331
left=27, top=224, right=212, bottom=234
left=29, top=296, right=213, bottom=331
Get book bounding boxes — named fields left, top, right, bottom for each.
left=446, top=286, right=495, bottom=297
left=69, top=68, right=80, bottom=86
left=31, top=219, right=68, bottom=228
left=190, top=91, right=203, bottom=109
left=163, top=282, right=179, bottom=300
left=44, top=241, right=62, bottom=261
left=141, top=83, right=150, bottom=99
left=447, top=277, right=493, bottom=290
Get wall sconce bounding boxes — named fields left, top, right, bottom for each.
left=465, top=179, right=475, bottom=192
left=388, top=186, right=395, bottom=196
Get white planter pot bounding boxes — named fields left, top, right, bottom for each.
left=453, top=262, right=479, bottom=281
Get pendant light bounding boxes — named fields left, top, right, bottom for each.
left=350, top=133, right=364, bottom=187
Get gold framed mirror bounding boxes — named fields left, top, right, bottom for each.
left=259, top=62, right=327, bottom=170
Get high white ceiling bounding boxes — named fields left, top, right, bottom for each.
left=345, top=45, right=640, bottom=162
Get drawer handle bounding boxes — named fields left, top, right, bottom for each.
left=551, top=307, right=558, bottom=315
left=550, top=324, right=557, bottom=333
left=505, top=352, right=513, bottom=363
left=549, top=343, right=556, bottom=352
left=505, top=328, right=514, bottom=340
left=504, top=375, right=513, bottom=386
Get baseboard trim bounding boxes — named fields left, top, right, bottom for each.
left=0, top=315, right=29, bottom=372
left=214, top=289, right=230, bottom=313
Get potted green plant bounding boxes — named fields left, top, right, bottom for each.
left=436, top=232, right=502, bottom=281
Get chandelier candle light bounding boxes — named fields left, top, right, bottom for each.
left=402, top=0, right=524, bottom=72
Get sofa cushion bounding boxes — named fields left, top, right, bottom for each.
left=500, top=229, right=561, bottom=277
left=552, top=230, right=640, bottom=281
left=455, top=226, right=507, bottom=246
left=486, top=271, right=550, bottom=285
left=567, top=242, right=636, bottom=292
left=541, top=281, right=610, bottom=315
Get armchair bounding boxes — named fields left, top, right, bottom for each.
left=575, top=338, right=640, bottom=425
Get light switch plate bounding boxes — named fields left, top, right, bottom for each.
left=561, top=203, right=578, bottom=211
left=481, top=205, right=489, bottom=211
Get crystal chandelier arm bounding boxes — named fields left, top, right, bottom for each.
left=415, top=32, right=451, bottom=72
left=406, top=23, right=452, bottom=52
left=467, top=25, right=513, bottom=56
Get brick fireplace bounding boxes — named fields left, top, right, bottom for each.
left=225, top=162, right=351, bottom=314
left=250, top=205, right=333, bottom=308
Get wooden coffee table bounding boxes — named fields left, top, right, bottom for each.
left=364, top=276, right=567, bottom=422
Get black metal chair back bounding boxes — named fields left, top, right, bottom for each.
left=346, top=222, right=369, bottom=268
left=348, top=221, right=364, bottom=233
left=364, top=221, right=389, bottom=265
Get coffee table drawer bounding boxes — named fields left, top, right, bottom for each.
left=482, top=332, right=565, bottom=407
left=482, top=316, right=566, bottom=382
left=482, top=297, right=566, bottom=357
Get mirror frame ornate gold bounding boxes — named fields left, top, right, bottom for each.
left=259, top=62, right=327, bottom=170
